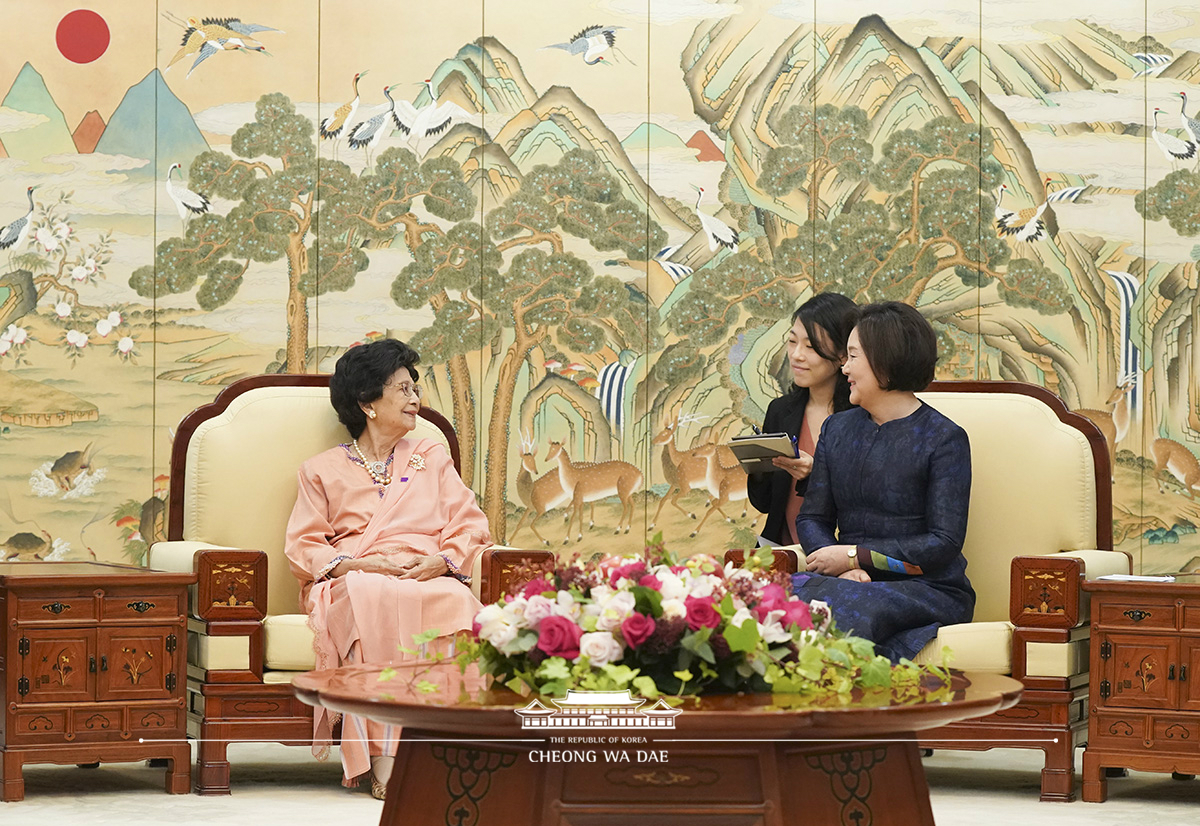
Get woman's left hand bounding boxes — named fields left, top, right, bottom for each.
left=395, top=554, right=449, bottom=581
left=804, top=544, right=856, bottom=576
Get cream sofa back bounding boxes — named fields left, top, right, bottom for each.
left=182, top=384, right=452, bottom=617
left=916, top=389, right=1098, bottom=624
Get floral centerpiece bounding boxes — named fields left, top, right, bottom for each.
left=457, top=538, right=948, bottom=699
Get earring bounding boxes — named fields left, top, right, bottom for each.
left=368, top=410, right=377, bottom=419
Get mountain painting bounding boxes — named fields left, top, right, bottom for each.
left=1, top=0, right=1199, bottom=575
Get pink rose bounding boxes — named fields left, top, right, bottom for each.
left=537, top=615, right=583, bottom=660
left=637, top=574, right=662, bottom=590
left=684, top=595, right=721, bottom=630
left=780, top=600, right=814, bottom=630
left=522, top=577, right=555, bottom=599
left=621, top=612, right=656, bottom=649
left=759, top=583, right=787, bottom=611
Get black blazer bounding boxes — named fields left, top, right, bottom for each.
left=747, top=390, right=810, bottom=545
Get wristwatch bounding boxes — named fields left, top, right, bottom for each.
left=847, top=547, right=858, bottom=569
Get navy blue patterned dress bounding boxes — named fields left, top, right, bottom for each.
left=792, top=402, right=974, bottom=662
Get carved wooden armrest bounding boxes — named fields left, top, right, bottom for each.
left=1009, top=555, right=1086, bottom=630
left=193, top=548, right=268, bottom=622
left=478, top=547, right=555, bottom=604
left=190, top=549, right=269, bottom=684
left=723, top=549, right=800, bottom=575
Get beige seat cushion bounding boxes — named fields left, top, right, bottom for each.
left=913, top=620, right=1012, bottom=673
left=263, top=613, right=317, bottom=671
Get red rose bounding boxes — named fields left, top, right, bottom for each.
left=522, top=577, right=555, bottom=599
left=637, top=574, right=662, bottom=590
left=684, top=595, right=721, bottom=630
left=781, top=599, right=814, bottom=630
left=621, top=612, right=656, bottom=649
left=536, top=615, right=583, bottom=660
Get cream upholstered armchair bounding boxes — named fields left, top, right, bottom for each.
left=148, top=375, right=550, bottom=795
left=730, top=380, right=1129, bottom=801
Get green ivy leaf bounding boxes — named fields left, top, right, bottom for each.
left=723, top=616, right=761, bottom=654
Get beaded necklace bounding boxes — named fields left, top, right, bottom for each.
left=350, top=439, right=394, bottom=488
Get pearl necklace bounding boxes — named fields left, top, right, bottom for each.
left=352, top=439, right=393, bottom=486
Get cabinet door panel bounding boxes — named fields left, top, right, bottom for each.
left=1102, top=633, right=1178, bottom=710
left=1182, top=639, right=1200, bottom=712
left=22, top=629, right=95, bottom=704
left=97, top=627, right=174, bottom=701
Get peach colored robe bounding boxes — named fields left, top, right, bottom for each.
left=284, top=437, right=489, bottom=785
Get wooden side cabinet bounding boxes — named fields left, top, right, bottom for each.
left=0, top=562, right=195, bottom=802
left=1081, top=580, right=1200, bottom=802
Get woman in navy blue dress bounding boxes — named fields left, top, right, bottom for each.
left=792, top=302, right=974, bottom=662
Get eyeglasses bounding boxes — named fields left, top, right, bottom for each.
left=386, top=381, right=423, bottom=400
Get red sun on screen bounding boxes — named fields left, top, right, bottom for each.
left=56, top=10, right=110, bottom=64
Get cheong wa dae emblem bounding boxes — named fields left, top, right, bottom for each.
left=515, top=689, right=680, bottom=729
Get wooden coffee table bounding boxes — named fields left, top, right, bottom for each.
left=293, top=662, right=1021, bottom=826
left=0, top=562, right=195, bottom=802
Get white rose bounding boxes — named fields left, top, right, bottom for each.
left=660, top=598, right=686, bottom=620
left=589, top=584, right=614, bottom=604
left=53, top=221, right=71, bottom=240
left=66, top=329, right=88, bottom=348
left=482, top=621, right=518, bottom=650
left=524, top=595, right=555, bottom=629
left=577, top=631, right=623, bottom=667
left=95, top=319, right=113, bottom=337
left=84, top=257, right=97, bottom=273
left=474, top=604, right=503, bottom=628
left=70, top=265, right=88, bottom=282
left=117, top=336, right=135, bottom=354
left=596, top=590, right=636, bottom=631
left=55, top=302, right=72, bottom=319
left=107, top=311, right=122, bottom=326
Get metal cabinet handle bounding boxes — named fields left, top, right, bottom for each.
left=1168, top=664, right=1176, bottom=680
left=89, top=656, right=96, bottom=673
left=1182, top=665, right=1188, bottom=682
left=100, top=656, right=108, bottom=672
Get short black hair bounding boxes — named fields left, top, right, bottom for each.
left=791, top=292, right=859, bottom=411
left=854, top=302, right=937, bottom=392
left=329, top=339, right=421, bottom=438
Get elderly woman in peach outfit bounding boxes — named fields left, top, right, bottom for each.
left=284, top=339, right=490, bottom=798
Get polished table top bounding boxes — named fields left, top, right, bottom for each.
left=293, top=662, right=1022, bottom=739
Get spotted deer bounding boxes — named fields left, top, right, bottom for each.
left=650, top=413, right=712, bottom=528
left=510, top=432, right=570, bottom=546
left=1152, top=438, right=1200, bottom=500
left=689, top=442, right=750, bottom=538
left=545, top=441, right=643, bottom=543
left=1076, top=375, right=1136, bottom=478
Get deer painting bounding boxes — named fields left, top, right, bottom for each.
left=545, top=441, right=643, bottom=543
left=510, top=432, right=570, bottom=546
left=1076, top=376, right=1136, bottom=479
left=650, top=414, right=711, bottom=528
left=689, top=442, right=750, bottom=538
left=1152, top=438, right=1200, bottom=501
